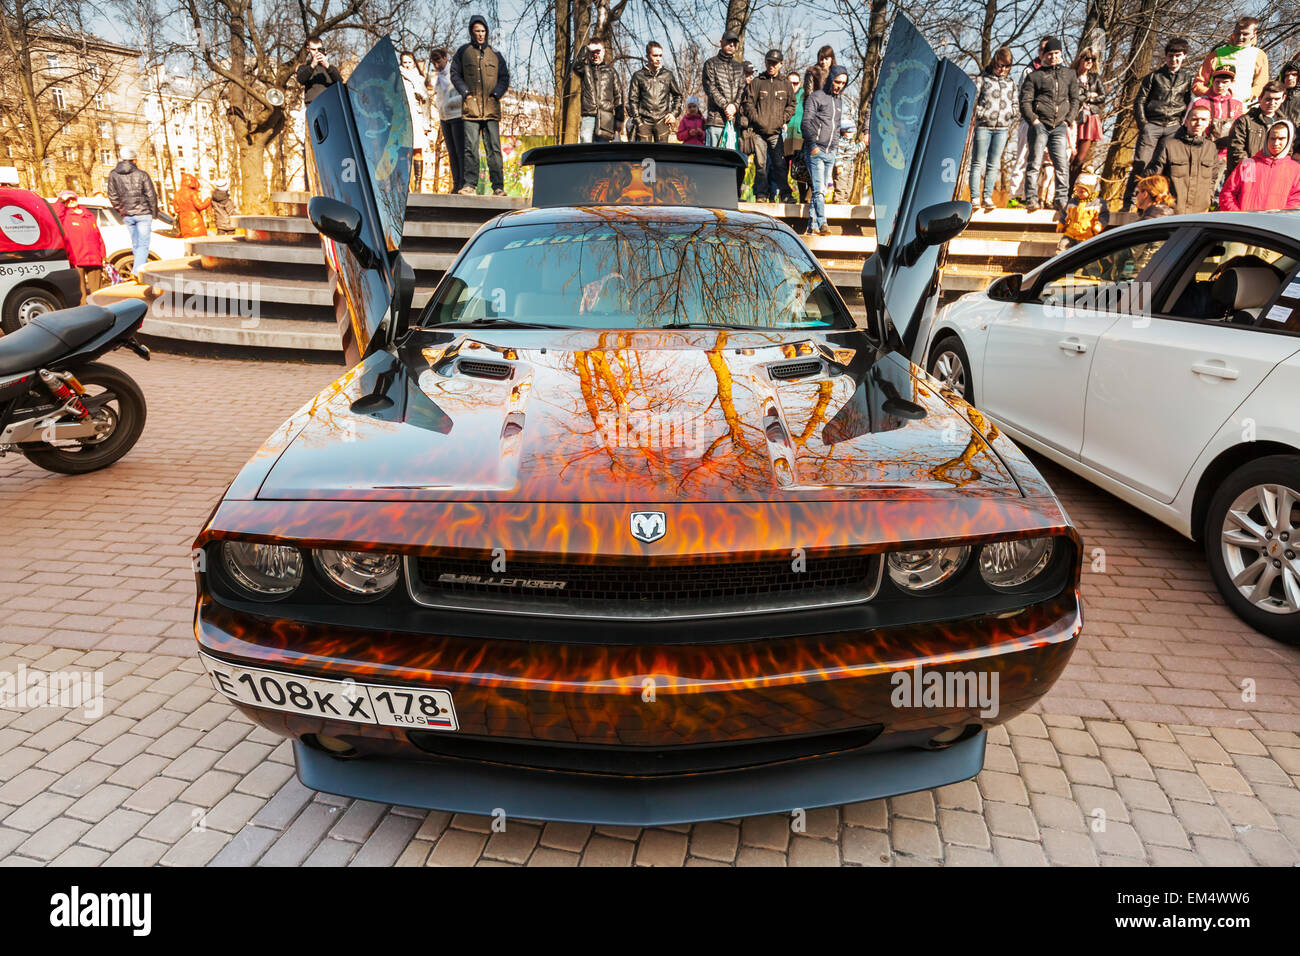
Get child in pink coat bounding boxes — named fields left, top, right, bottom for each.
left=676, top=97, right=706, bottom=145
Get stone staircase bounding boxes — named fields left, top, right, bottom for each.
left=125, top=190, right=1065, bottom=361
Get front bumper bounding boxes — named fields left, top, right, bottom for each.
left=294, top=731, right=988, bottom=826
left=196, top=586, right=1080, bottom=823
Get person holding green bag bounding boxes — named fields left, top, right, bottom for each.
left=785, top=70, right=810, bottom=202
left=702, top=28, right=746, bottom=194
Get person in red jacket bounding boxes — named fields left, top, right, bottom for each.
left=173, top=172, right=211, bottom=238
left=54, top=190, right=107, bottom=304
left=1218, top=119, right=1300, bottom=211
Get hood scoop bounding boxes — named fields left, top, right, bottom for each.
left=769, top=359, right=824, bottom=381
left=459, top=359, right=513, bottom=380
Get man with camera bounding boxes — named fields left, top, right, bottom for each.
left=295, top=35, right=341, bottom=104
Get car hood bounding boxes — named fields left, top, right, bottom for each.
left=253, top=329, right=1022, bottom=503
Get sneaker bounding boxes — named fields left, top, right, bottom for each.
left=457, top=186, right=475, bottom=196
left=1025, top=200, right=1040, bottom=213
left=818, top=225, right=833, bottom=236
left=982, top=202, right=996, bottom=214
left=492, top=188, right=506, bottom=196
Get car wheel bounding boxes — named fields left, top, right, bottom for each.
left=1, top=286, right=61, bottom=335
left=1204, top=455, right=1300, bottom=645
left=928, top=335, right=973, bottom=403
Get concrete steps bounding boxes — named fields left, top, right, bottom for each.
left=106, top=191, right=1062, bottom=359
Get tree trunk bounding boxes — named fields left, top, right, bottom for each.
left=725, top=0, right=750, bottom=60
left=979, top=0, right=997, bottom=67
left=238, top=140, right=271, bottom=217
left=850, top=0, right=888, bottom=203
left=1099, top=0, right=1160, bottom=207
left=555, top=0, right=570, bottom=141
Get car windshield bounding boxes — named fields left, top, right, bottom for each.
left=420, top=218, right=852, bottom=330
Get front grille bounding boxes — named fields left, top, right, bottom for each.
left=409, top=552, right=882, bottom=619
left=407, top=724, right=885, bottom=776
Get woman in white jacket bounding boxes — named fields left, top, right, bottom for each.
left=400, top=51, right=430, bottom=191
left=428, top=47, right=465, bottom=193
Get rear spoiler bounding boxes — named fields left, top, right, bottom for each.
left=522, top=143, right=746, bottom=209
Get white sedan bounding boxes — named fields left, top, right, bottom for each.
left=922, top=211, right=1300, bottom=643
left=72, top=196, right=187, bottom=273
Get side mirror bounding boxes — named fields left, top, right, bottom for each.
left=916, top=200, right=971, bottom=247
left=901, top=200, right=971, bottom=266
left=308, top=196, right=379, bottom=269
left=986, top=273, right=1024, bottom=301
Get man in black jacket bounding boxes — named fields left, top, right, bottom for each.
left=451, top=15, right=510, bottom=195
left=295, top=35, right=342, bottom=104
left=744, top=49, right=796, bottom=202
left=701, top=30, right=746, bottom=150
left=1123, top=37, right=1193, bottom=210
left=627, top=42, right=682, bottom=142
left=573, top=38, right=624, bottom=142
left=1227, top=82, right=1288, bottom=171
left=1019, top=37, right=1082, bottom=215
left=106, top=149, right=160, bottom=278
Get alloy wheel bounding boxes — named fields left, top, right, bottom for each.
left=1220, top=482, right=1300, bottom=615
left=931, top=349, right=967, bottom=397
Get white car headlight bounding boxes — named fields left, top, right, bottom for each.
left=887, top=546, right=970, bottom=592
left=979, top=537, right=1055, bottom=590
left=221, top=541, right=304, bottom=599
left=314, top=549, right=401, bottom=599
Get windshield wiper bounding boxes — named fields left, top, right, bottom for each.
left=419, top=318, right=573, bottom=330
left=660, top=322, right=769, bottom=330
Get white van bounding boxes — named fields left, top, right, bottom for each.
left=0, top=187, right=80, bottom=334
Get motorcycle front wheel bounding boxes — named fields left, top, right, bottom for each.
left=20, top=361, right=147, bottom=475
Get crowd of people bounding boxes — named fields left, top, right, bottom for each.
left=972, top=15, right=1300, bottom=236
left=332, top=18, right=866, bottom=216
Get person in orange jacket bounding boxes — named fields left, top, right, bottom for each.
left=173, top=172, right=211, bottom=238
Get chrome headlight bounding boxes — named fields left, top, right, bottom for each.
left=221, top=541, right=304, bottom=599
left=979, top=537, right=1055, bottom=590
left=314, top=549, right=400, bottom=600
left=887, top=546, right=970, bottom=592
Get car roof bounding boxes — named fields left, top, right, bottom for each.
left=1104, top=209, right=1300, bottom=239
left=485, top=204, right=794, bottom=231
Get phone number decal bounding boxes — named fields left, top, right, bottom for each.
left=0, top=264, right=50, bottom=278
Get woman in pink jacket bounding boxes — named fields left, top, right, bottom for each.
left=1218, top=119, right=1300, bottom=210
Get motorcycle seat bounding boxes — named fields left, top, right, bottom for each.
left=0, top=305, right=116, bottom=376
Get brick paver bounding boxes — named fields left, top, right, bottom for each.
left=1, top=353, right=1297, bottom=866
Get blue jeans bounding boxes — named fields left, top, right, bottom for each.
left=1024, top=123, right=1070, bottom=209
left=804, top=144, right=836, bottom=228
left=579, top=115, right=612, bottom=143
left=969, top=126, right=1009, bottom=205
left=124, top=214, right=152, bottom=275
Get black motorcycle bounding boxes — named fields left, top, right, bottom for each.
left=0, top=300, right=150, bottom=474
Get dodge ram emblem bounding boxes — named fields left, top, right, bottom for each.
left=630, top=511, right=666, bottom=543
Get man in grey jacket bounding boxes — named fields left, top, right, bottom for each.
left=1019, top=37, right=1082, bottom=216
left=106, top=149, right=160, bottom=277
left=801, top=64, right=849, bottom=235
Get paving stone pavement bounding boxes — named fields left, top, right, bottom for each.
left=1, top=353, right=1298, bottom=867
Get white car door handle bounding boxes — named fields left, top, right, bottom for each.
left=1191, top=362, right=1239, bottom=380
left=1058, top=338, right=1088, bottom=354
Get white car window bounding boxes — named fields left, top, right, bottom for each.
left=1037, top=232, right=1172, bottom=309
left=1162, top=236, right=1298, bottom=328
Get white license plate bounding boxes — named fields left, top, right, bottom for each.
left=200, top=653, right=458, bottom=731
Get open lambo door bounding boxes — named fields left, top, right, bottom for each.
left=305, top=36, right=413, bottom=366
left=864, top=15, right=974, bottom=361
